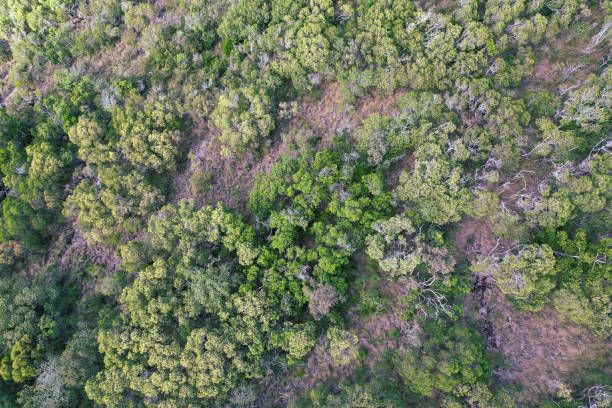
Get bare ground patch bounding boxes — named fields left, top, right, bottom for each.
left=168, top=123, right=295, bottom=211
left=452, top=216, right=499, bottom=262
left=465, top=276, right=611, bottom=405
left=292, top=82, right=406, bottom=147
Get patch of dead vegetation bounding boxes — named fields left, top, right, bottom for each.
left=168, top=123, right=296, bottom=211
left=57, top=227, right=120, bottom=276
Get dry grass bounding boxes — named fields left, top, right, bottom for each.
left=292, top=82, right=406, bottom=147
left=464, top=277, right=611, bottom=405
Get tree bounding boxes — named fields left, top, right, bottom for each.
left=474, top=244, right=557, bottom=311
left=394, top=141, right=472, bottom=225
left=270, top=322, right=316, bottom=365
left=327, top=327, right=358, bottom=366
left=394, top=322, right=488, bottom=396
left=212, top=86, right=275, bottom=156
left=442, top=382, right=516, bottom=408
left=561, top=70, right=612, bottom=135
left=539, top=229, right=612, bottom=338
left=16, top=357, right=68, bottom=408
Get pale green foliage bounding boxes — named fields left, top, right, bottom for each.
left=531, top=118, right=576, bottom=162
left=366, top=215, right=415, bottom=265
left=217, top=0, right=270, bottom=41
left=327, top=327, right=358, bottom=366
left=212, top=86, right=275, bottom=156
left=113, top=97, right=182, bottom=173
left=395, top=141, right=472, bottom=225
left=271, top=323, right=316, bottom=364
left=356, top=92, right=453, bottom=166
left=561, top=70, right=612, bottom=134
left=21, top=141, right=73, bottom=210
left=16, top=357, right=67, bottom=408
left=474, top=245, right=557, bottom=311
left=66, top=168, right=165, bottom=243
left=64, top=93, right=183, bottom=243
left=68, top=114, right=115, bottom=165
left=124, top=3, right=155, bottom=33
left=526, top=153, right=611, bottom=229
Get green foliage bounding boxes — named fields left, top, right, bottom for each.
left=189, top=168, right=212, bottom=195
left=0, top=110, right=74, bottom=249
left=442, top=382, right=516, bottom=408
left=124, top=3, right=155, bottom=33
left=212, top=86, right=275, bottom=156
left=327, top=327, right=359, bottom=366
left=394, top=140, right=473, bottom=225
left=474, top=244, right=557, bottom=311
left=58, top=328, right=101, bottom=397
left=291, top=378, right=408, bottom=408
left=537, top=228, right=611, bottom=338
left=248, top=143, right=392, bottom=313
left=531, top=118, right=576, bottom=162
left=356, top=92, right=455, bottom=166
left=85, top=201, right=277, bottom=407
left=112, top=96, right=183, bottom=173
left=65, top=91, right=183, bottom=244
left=365, top=214, right=465, bottom=320
left=6, top=335, right=39, bottom=383
left=394, top=322, right=489, bottom=396
left=0, top=267, right=77, bottom=385
left=270, top=323, right=316, bottom=365
left=526, top=153, right=611, bottom=230
left=0, top=0, right=609, bottom=405
left=561, top=70, right=612, bottom=135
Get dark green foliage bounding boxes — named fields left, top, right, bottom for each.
left=0, top=268, right=78, bottom=383
left=536, top=228, right=611, bottom=338
left=248, top=142, right=392, bottom=312
left=394, top=321, right=489, bottom=396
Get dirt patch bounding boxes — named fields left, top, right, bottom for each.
left=465, top=276, right=611, bottom=404
left=452, top=217, right=499, bottom=262
left=168, top=123, right=295, bottom=211
left=57, top=227, right=120, bottom=276
left=493, top=299, right=610, bottom=403
left=23, top=222, right=120, bottom=280
left=293, top=82, right=406, bottom=147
